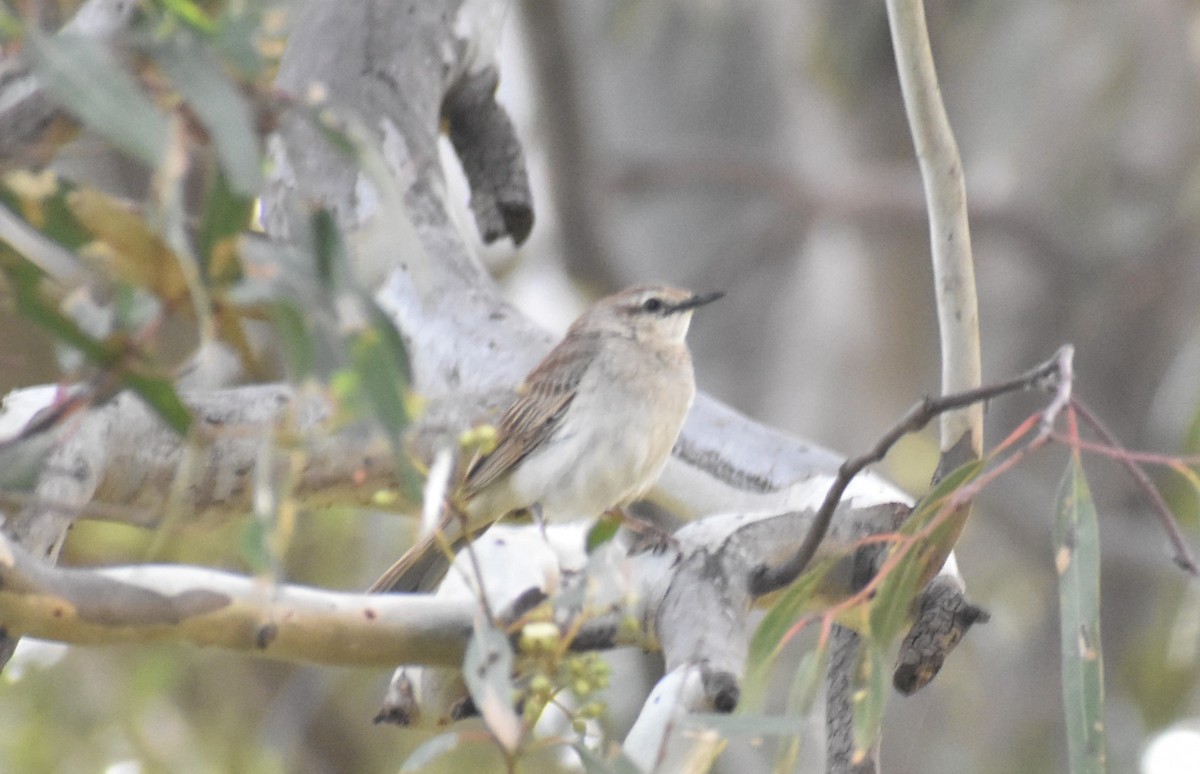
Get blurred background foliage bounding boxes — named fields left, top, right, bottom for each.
left=0, top=0, right=1197, bottom=772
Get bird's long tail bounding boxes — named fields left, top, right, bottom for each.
left=367, top=508, right=487, bottom=593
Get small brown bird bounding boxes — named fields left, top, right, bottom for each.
left=369, top=284, right=721, bottom=593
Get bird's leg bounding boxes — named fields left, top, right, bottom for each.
left=613, top=508, right=681, bottom=557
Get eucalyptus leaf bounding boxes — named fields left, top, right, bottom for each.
left=745, top=555, right=839, bottom=704
left=1056, top=454, right=1107, bottom=774
left=270, top=301, right=315, bottom=382
left=26, top=31, right=168, bottom=167
left=869, top=458, right=983, bottom=643
left=350, top=318, right=411, bottom=451
left=4, top=256, right=113, bottom=363
left=773, top=637, right=830, bottom=771
left=0, top=174, right=91, bottom=251
left=851, top=641, right=887, bottom=762
left=3, top=256, right=191, bottom=434
left=155, top=34, right=262, bottom=196
left=158, top=0, right=217, bottom=33
left=121, top=370, right=193, bottom=435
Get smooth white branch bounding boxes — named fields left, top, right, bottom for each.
left=0, top=528, right=476, bottom=666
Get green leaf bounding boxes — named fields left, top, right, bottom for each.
left=900, top=458, right=983, bottom=538
left=209, top=10, right=269, bottom=78
left=4, top=257, right=113, bottom=363
left=851, top=640, right=887, bottom=763
left=25, top=31, right=168, bottom=168
left=744, top=556, right=838, bottom=705
left=1056, top=454, right=1108, bottom=774
left=0, top=7, right=20, bottom=39
left=270, top=301, right=315, bottom=381
left=0, top=173, right=92, bottom=251
left=311, top=209, right=340, bottom=290
left=774, top=637, right=830, bottom=771
left=195, top=169, right=251, bottom=282
left=365, top=301, right=412, bottom=386
left=463, top=615, right=521, bottom=753
left=1123, top=581, right=1200, bottom=729
left=121, top=369, right=193, bottom=435
left=869, top=458, right=984, bottom=643
left=156, top=0, right=218, bottom=34
left=586, top=511, right=623, bottom=553
left=155, top=34, right=262, bottom=196
left=2, top=257, right=191, bottom=435
left=350, top=317, right=411, bottom=451
left=867, top=542, right=926, bottom=644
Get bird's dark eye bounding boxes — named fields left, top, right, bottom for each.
left=642, top=297, right=665, bottom=313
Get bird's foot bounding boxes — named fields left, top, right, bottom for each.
left=617, top=509, right=681, bottom=557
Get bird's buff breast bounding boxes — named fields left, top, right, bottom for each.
left=499, top=357, right=694, bottom=524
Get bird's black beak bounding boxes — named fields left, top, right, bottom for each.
left=672, top=290, right=724, bottom=313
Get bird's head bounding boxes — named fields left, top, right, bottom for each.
left=578, top=284, right=723, bottom=343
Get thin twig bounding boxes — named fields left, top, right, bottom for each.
left=1070, top=398, right=1199, bottom=576
left=750, top=346, right=1072, bottom=595
left=455, top=511, right=497, bottom=623
left=1048, top=434, right=1200, bottom=468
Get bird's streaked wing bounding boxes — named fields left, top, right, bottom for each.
left=462, top=332, right=601, bottom=497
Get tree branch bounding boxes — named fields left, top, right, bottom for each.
left=0, top=528, right=477, bottom=666
left=886, top=0, right=983, bottom=463
left=1070, top=398, right=1200, bottom=575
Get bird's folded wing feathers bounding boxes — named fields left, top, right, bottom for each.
left=461, top=332, right=602, bottom=497
left=369, top=333, right=604, bottom=593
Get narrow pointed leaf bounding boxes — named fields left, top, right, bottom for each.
left=350, top=310, right=411, bottom=454
left=746, top=556, right=839, bottom=691
left=870, top=459, right=983, bottom=643
left=270, top=301, right=315, bottom=381
left=1056, top=454, right=1107, bottom=774
left=3, top=257, right=191, bottom=434
left=851, top=641, right=887, bottom=763
left=195, top=169, right=253, bottom=280
left=899, top=458, right=983, bottom=540
left=774, top=640, right=830, bottom=771
left=67, top=188, right=189, bottom=305
left=4, top=257, right=113, bottom=363
left=121, top=370, right=192, bottom=435
left=26, top=31, right=168, bottom=167
left=158, top=0, right=218, bottom=33
left=156, top=35, right=262, bottom=196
